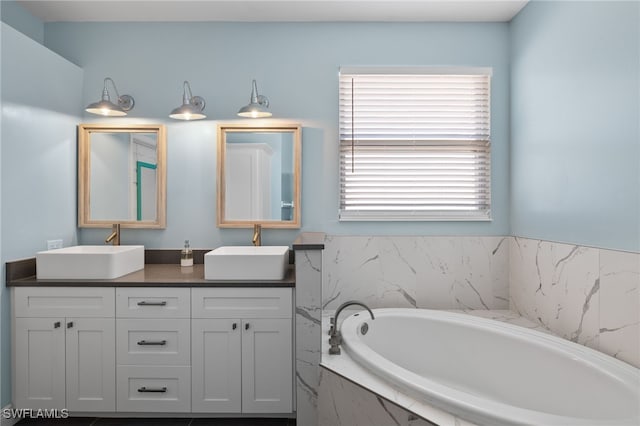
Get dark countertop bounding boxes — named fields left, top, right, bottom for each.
left=292, top=232, right=325, bottom=250
left=5, top=234, right=327, bottom=288
left=6, top=259, right=295, bottom=288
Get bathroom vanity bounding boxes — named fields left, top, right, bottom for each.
left=7, top=259, right=295, bottom=417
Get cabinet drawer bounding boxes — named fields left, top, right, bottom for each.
left=116, top=288, right=190, bottom=318
left=116, top=365, right=190, bottom=413
left=192, top=288, right=292, bottom=319
left=13, top=287, right=115, bottom=318
left=116, top=319, right=190, bottom=365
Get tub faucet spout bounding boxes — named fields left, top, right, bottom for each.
left=329, top=300, right=375, bottom=355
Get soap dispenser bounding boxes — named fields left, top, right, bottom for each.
left=181, top=240, right=193, bottom=267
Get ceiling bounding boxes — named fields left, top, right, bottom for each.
left=18, top=0, right=529, bottom=23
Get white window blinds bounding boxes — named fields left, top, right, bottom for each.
left=339, top=68, right=492, bottom=221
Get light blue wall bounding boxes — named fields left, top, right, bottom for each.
left=0, top=23, right=83, bottom=405
left=43, top=22, right=511, bottom=248
left=0, top=0, right=43, bottom=44
left=510, top=1, right=640, bottom=252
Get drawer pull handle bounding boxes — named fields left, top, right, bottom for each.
left=54, top=321, right=61, bottom=329
left=138, top=386, right=167, bottom=393
left=137, top=301, right=167, bottom=306
left=232, top=323, right=237, bottom=330
left=245, top=323, right=250, bottom=330
left=67, top=321, right=74, bottom=328
left=137, top=340, right=167, bottom=346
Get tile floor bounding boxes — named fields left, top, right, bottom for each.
left=16, top=418, right=295, bottom=426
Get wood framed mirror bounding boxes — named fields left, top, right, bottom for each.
left=217, top=123, right=301, bottom=228
left=78, top=124, right=167, bottom=228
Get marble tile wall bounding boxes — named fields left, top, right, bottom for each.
left=322, top=236, right=510, bottom=311
left=295, top=249, right=323, bottom=426
left=322, top=235, right=639, bottom=367
left=318, top=368, right=467, bottom=426
left=510, top=237, right=640, bottom=367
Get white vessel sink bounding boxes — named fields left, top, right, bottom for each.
left=205, top=246, right=289, bottom=280
left=36, top=245, right=145, bottom=280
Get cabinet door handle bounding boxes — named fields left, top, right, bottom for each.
left=232, top=323, right=237, bottom=330
left=67, top=321, right=73, bottom=328
left=245, top=323, right=250, bottom=330
left=137, top=301, right=167, bottom=306
left=137, top=386, right=167, bottom=393
left=54, top=321, right=61, bottom=329
left=137, top=340, right=167, bottom=346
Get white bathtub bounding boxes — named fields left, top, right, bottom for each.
left=340, top=308, right=640, bottom=426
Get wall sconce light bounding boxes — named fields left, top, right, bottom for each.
left=169, top=81, right=206, bottom=120
left=237, top=79, right=272, bottom=118
left=85, top=77, right=135, bottom=116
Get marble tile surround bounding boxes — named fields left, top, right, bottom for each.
left=322, top=235, right=639, bottom=367
left=323, top=236, right=510, bottom=311
left=510, top=237, right=640, bottom=367
left=295, top=249, right=323, bottom=426
left=318, top=367, right=442, bottom=426
left=316, top=235, right=638, bottom=426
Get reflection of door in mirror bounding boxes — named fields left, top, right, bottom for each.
left=225, top=143, right=272, bottom=220
left=90, top=132, right=157, bottom=221
left=224, top=132, right=294, bottom=222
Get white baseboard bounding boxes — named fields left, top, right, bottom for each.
left=1, top=404, right=20, bottom=426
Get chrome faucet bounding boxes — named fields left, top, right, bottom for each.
left=328, top=300, right=375, bottom=355
left=105, top=224, right=121, bottom=245
left=252, top=224, right=262, bottom=246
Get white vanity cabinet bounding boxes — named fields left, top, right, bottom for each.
left=11, top=284, right=294, bottom=416
left=12, top=287, right=116, bottom=412
left=191, top=288, right=293, bottom=414
left=115, top=287, right=191, bottom=413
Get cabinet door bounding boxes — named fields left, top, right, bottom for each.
left=65, top=317, right=116, bottom=412
left=14, top=318, right=66, bottom=409
left=191, top=319, right=242, bottom=413
left=242, top=318, right=292, bottom=413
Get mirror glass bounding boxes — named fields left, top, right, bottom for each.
left=78, top=124, right=166, bottom=228
left=217, top=124, right=301, bottom=228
